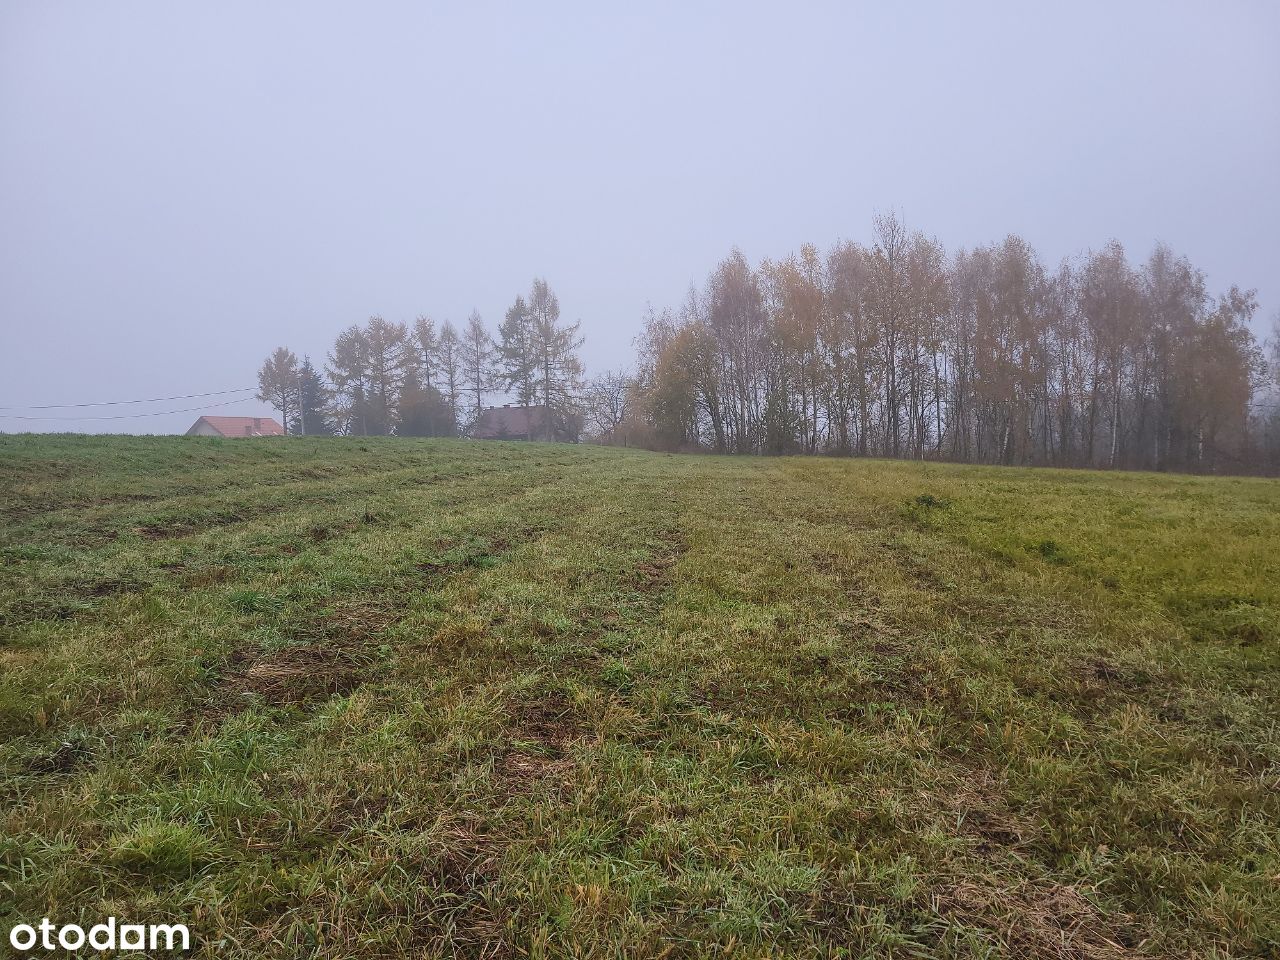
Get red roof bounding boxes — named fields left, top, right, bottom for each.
left=187, top=415, right=285, bottom=437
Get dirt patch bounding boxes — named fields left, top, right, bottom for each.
left=179, top=565, right=234, bottom=588
left=632, top=547, right=685, bottom=591
left=946, top=766, right=1038, bottom=856
left=135, top=505, right=276, bottom=542
left=936, top=879, right=1141, bottom=959
left=497, top=694, right=585, bottom=790
left=435, top=822, right=503, bottom=891
left=311, top=597, right=401, bottom=644
left=63, top=526, right=120, bottom=548
left=416, top=554, right=495, bottom=577
left=415, top=524, right=552, bottom=579
left=324, top=791, right=391, bottom=832
left=625, top=530, right=688, bottom=610
left=496, top=750, right=572, bottom=786
left=86, top=575, right=148, bottom=597
left=208, top=644, right=367, bottom=715
left=511, top=694, right=584, bottom=746
left=24, top=737, right=95, bottom=775
left=1062, top=656, right=1162, bottom=721
left=414, top=823, right=513, bottom=959
left=5, top=573, right=153, bottom=626
left=137, top=522, right=194, bottom=541
left=1081, top=658, right=1153, bottom=693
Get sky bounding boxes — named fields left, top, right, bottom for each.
left=2, top=1, right=1278, bottom=434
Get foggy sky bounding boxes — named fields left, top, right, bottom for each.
left=2, top=1, right=1277, bottom=434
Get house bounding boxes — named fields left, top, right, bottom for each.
left=471, top=404, right=577, bottom=442
left=185, top=415, right=286, bottom=437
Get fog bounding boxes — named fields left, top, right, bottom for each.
left=2, top=1, right=1277, bottom=434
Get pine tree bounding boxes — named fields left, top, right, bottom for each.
left=291, top=356, right=334, bottom=436
left=496, top=295, right=537, bottom=406
left=399, top=367, right=454, bottom=437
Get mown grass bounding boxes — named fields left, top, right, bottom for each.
left=0, top=435, right=1277, bottom=959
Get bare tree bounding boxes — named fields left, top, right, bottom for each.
left=584, top=369, right=633, bottom=442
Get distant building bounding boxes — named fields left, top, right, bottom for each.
left=471, top=404, right=577, bottom=442
left=185, top=415, right=286, bottom=438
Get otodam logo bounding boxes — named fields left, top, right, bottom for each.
left=7, top=918, right=190, bottom=953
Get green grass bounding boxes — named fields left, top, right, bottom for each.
left=1, top=435, right=1277, bottom=959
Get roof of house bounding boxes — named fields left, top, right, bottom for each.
left=187, top=415, right=286, bottom=437
left=472, top=405, right=548, bottom=439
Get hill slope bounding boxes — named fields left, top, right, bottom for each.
left=2, top=436, right=1277, bottom=958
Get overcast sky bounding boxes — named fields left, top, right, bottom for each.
left=2, top=1, right=1277, bottom=434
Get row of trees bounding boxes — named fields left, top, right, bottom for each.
left=256, top=279, right=585, bottom=439
left=618, top=215, right=1278, bottom=473
left=254, top=224, right=1279, bottom=474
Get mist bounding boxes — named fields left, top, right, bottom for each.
left=2, top=1, right=1277, bottom=434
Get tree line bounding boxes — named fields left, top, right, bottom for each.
left=619, top=214, right=1279, bottom=474
left=256, top=278, right=584, bottom=440
left=255, top=220, right=1280, bottom=475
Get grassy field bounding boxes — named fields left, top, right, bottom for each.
left=1, top=436, right=1277, bottom=959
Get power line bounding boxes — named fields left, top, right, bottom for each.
left=0, top=386, right=256, bottom=410
left=0, top=397, right=262, bottom=421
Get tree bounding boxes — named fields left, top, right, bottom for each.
left=327, top=324, right=370, bottom=435
left=868, top=212, right=911, bottom=458
left=436, top=320, right=462, bottom=435
left=459, top=310, right=495, bottom=431
left=413, top=315, right=438, bottom=390
left=527, top=278, right=584, bottom=441
left=1139, top=245, right=1206, bottom=471
left=291, top=356, right=334, bottom=436
left=1190, top=287, right=1263, bottom=470
left=1079, top=242, right=1141, bottom=467
left=256, top=346, right=300, bottom=435
left=1260, top=313, right=1280, bottom=470
left=1268, top=312, right=1280, bottom=393
left=398, top=374, right=455, bottom=437
left=704, top=251, right=766, bottom=452
left=496, top=295, right=538, bottom=407
left=584, top=369, right=633, bottom=442
left=362, top=317, right=414, bottom=435
left=825, top=241, right=877, bottom=456
left=649, top=326, right=706, bottom=449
